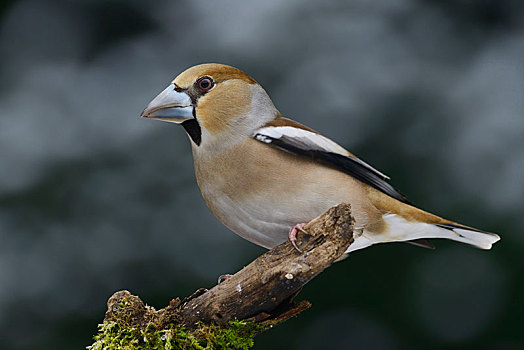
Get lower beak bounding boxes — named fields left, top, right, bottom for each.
left=140, top=84, right=194, bottom=123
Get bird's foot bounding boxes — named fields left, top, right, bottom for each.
left=289, top=222, right=309, bottom=253
left=217, top=274, right=233, bottom=284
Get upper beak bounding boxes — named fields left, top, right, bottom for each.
left=140, top=84, right=194, bottom=123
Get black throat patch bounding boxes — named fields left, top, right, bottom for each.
left=182, top=119, right=202, bottom=146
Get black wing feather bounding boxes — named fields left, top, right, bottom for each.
left=255, top=133, right=412, bottom=205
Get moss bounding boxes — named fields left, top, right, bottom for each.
left=88, top=320, right=265, bottom=350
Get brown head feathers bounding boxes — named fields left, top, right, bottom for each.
left=173, top=63, right=257, bottom=88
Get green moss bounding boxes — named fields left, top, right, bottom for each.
left=88, top=320, right=264, bottom=350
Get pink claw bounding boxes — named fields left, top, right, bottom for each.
left=217, top=274, right=233, bottom=284
left=289, top=223, right=308, bottom=253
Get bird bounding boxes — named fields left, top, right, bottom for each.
left=140, top=63, right=500, bottom=255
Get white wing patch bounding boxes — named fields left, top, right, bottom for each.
left=255, top=126, right=349, bottom=154
left=254, top=126, right=390, bottom=180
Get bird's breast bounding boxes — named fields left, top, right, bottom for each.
left=192, top=138, right=383, bottom=248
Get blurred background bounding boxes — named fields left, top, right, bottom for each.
left=0, top=0, right=523, bottom=349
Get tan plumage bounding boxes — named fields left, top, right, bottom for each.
left=141, top=63, right=500, bottom=254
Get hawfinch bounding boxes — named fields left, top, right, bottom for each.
left=141, top=63, right=500, bottom=255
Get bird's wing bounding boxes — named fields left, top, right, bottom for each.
left=253, top=123, right=411, bottom=205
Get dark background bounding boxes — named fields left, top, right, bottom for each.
left=0, top=0, right=523, bottom=349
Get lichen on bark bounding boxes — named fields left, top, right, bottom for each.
left=89, top=319, right=262, bottom=350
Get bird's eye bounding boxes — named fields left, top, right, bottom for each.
left=197, top=77, right=214, bottom=91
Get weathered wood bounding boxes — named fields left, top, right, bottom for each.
left=178, top=203, right=354, bottom=327
left=102, top=203, right=354, bottom=332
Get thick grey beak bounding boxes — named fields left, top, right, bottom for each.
left=140, top=84, right=194, bottom=123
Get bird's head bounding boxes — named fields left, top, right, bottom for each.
left=141, top=63, right=278, bottom=150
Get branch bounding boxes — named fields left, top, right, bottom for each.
left=89, top=203, right=354, bottom=349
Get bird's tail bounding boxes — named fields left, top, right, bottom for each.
left=432, top=222, right=500, bottom=249
left=346, top=213, right=500, bottom=253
